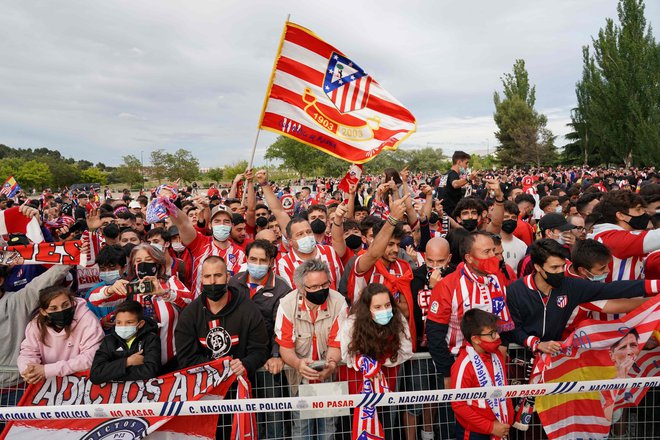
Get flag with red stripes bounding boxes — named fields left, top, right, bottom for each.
left=259, top=22, right=416, bottom=164
left=532, top=295, right=660, bottom=440
left=231, top=376, right=258, bottom=440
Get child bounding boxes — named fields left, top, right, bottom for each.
left=90, top=301, right=161, bottom=384
left=451, top=309, right=513, bottom=440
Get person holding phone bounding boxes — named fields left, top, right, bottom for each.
left=89, top=244, right=192, bottom=371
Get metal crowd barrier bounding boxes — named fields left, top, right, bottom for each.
left=1, top=345, right=659, bottom=439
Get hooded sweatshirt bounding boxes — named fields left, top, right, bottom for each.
left=174, top=286, right=268, bottom=377
left=0, top=265, right=71, bottom=387
left=17, top=297, right=104, bottom=378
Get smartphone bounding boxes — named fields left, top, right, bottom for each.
left=126, top=280, right=154, bottom=295
left=309, top=361, right=326, bottom=372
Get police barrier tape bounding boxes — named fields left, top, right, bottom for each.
left=0, top=376, right=659, bottom=421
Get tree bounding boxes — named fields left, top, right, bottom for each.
left=567, top=0, right=659, bottom=166
left=223, top=160, right=249, bottom=182
left=16, top=160, right=52, bottom=190
left=80, top=167, right=108, bottom=185
left=205, top=168, right=224, bottom=183
left=150, top=149, right=169, bottom=183
left=265, top=136, right=326, bottom=178
left=165, top=149, right=200, bottom=183
left=493, top=59, right=556, bottom=167
left=113, top=155, right=143, bottom=187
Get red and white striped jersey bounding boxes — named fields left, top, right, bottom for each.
left=187, top=232, right=246, bottom=296
left=276, top=244, right=343, bottom=290
left=89, top=276, right=193, bottom=364
left=590, top=223, right=656, bottom=281
left=344, top=255, right=409, bottom=304
left=427, top=263, right=511, bottom=355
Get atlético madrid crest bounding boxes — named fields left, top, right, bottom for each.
left=323, top=52, right=372, bottom=114
left=556, top=295, right=568, bottom=309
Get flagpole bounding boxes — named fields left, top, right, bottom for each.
left=246, top=13, right=290, bottom=171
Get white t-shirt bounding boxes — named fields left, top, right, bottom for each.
left=501, top=235, right=528, bottom=272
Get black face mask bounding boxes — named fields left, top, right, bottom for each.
left=625, top=213, right=651, bottom=231
left=400, top=235, right=414, bottom=249
left=426, top=265, right=450, bottom=281
left=202, top=284, right=227, bottom=302
left=310, top=218, right=327, bottom=234
left=48, top=307, right=75, bottom=328
left=462, top=219, right=478, bottom=232
left=345, top=234, right=363, bottom=250
left=429, top=212, right=439, bottom=224
left=103, top=223, right=120, bottom=239
left=305, top=287, right=329, bottom=305
left=255, top=216, right=269, bottom=228
left=501, top=219, right=518, bottom=234
left=123, top=243, right=137, bottom=258
left=136, top=262, right=159, bottom=279
left=543, top=270, right=565, bottom=288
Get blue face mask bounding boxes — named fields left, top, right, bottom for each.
left=296, top=235, right=317, bottom=254
left=99, top=270, right=121, bottom=285
left=247, top=263, right=269, bottom=280
left=586, top=270, right=608, bottom=283
left=212, top=225, right=232, bottom=241
left=372, top=308, right=393, bottom=326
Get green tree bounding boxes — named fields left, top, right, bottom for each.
left=568, top=0, right=659, bottom=166
left=493, top=59, right=555, bottom=167
left=165, top=149, right=200, bottom=183
left=113, top=155, right=143, bottom=187
left=16, top=160, right=52, bottom=189
left=0, top=158, right=21, bottom=183
left=205, top=168, right=224, bottom=183
left=265, top=136, right=327, bottom=178
left=80, top=167, right=108, bottom=185
left=223, top=160, right=249, bottom=182
left=150, top=149, right=169, bottom=183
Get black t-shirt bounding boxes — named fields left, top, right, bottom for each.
left=442, top=169, right=462, bottom=216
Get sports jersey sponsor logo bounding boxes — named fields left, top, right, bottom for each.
left=557, top=295, right=568, bottom=309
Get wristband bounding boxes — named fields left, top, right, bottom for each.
left=387, top=215, right=400, bottom=226
left=333, top=222, right=343, bottom=228
left=495, top=198, right=505, bottom=204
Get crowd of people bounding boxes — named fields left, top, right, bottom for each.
left=0, top=150, right=658, bottom=439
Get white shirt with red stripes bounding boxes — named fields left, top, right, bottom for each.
left=187, top=232, right=246, bottom=297
left=89, top=276, right=193, bottom=364
left=345, top=255, right=409, bottom=304
left=276, top=244, right=343, bottom=290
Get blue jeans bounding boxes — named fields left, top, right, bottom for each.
left=1, top=388, right=26, bottom=432
left=291, top=411, right=335, bottom=440
left=254, top=370, right=290, bottom=439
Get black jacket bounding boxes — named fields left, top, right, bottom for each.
left=505, top=274, right=650, bottom=351
left=174, top=286, right=269, bottom=377
left=228, top=270, right=292, bottom=357
left=410, top=264, right=433, bottom=352
left=90, top=318, right=161, bottom=384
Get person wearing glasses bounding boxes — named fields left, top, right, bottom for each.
left=567, top=214, right=588, bottom=241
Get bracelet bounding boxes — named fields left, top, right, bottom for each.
left=333, top=222, right=342, bottom=228
left=494, top=198, right=505, bottom=204
left=387, top=215, right=400, bottom=226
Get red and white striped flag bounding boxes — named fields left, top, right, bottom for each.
left=0, top=206, right=44, bottom=243
left=259, top=22, right=416, bottom=164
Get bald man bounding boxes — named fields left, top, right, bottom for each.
left=400, top=237, right=453, bottom=440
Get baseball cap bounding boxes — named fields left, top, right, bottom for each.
left=128, top=201, right=141, bottom=209
left=210, top=205, right=231, bottom=221
left=539, top=213, right=575, bottom=232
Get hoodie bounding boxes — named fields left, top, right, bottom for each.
left=174, top=285, right=268, bottom=377
left=17, top=297, right=104, bottom=378
left=90, top=318, right=161, bottom=384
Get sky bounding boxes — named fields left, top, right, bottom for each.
left=0, top=0, right=657, bottom=168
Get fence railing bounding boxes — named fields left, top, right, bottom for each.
left=1, top=345, right=659, bottom=439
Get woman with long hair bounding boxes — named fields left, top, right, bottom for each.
left=88, top=244, right=192, bottom=369
left=17, top=285, right=104, bottom=384
left=339, top=283, right=412, bottom=438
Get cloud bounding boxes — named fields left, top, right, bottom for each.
left=0, top=0, right=657, bottom=168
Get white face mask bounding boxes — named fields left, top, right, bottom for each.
left=212, top=225, right=232, bottom=241
left=171, top=242, right=185, bottom=253
left=115, top=325, right=138, bottom=340
left=151, top=243, right=164, bottom=253
left=296, top=235, right=317, bottom=254
left=555, top=205, right=563, bottom=214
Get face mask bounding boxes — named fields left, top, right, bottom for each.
left=255, top=216, right=269, bottom=228
left=171, top=242, right=185, bottom=253
left=459, top=167, right=467, bottom=174
left=212, top=225, right=232, bottom=241
left=123, top=243, right=136, bottom=257
left=555, top=206, right=563, bottom=214
left=586, top=270, right=608, bottom=283
left=247, top=263, right=269, bottom=280
left=99, top=270, right=121, bottom=285
left=479, top=337, right=502, bottom=353
left=136, top=262, right=159, bottom=279
left=462, top=219, right=478, bottom=232
left=151, top=243, right=164, bottom=253
left=543, top=270, right=565, bottom=288
left=554, top=232, right=566, bottom=246
left=310, top=218, right=327, bottom=234
left=471, top=255, right=500, bottom=275
left=345, top=234, right=363, bottom=250
left=202, top=283, right=227, bottom=302
left=625, top=213, right=651, bottom=231
left=427, top=265, right=449, bottom=280
left=400, top=235, right=414, bottom=249
left=115, top=325, right=138, bottom=340
left=373, top=308, right=394, bottom=326
left=305, top=287, right=329, bottom=305
left=501, top=219, right=518, bottom=234
left=296, top=235, right=317, bottom=254
left=47, top=306, right=75, bottom=328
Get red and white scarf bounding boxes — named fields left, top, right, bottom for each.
left=352, top=355, right=388, bottom=440
left=466, top=346, right=510, bottom=429
left=461, top=265, right=514, bottom=332
left=231, top=375, right=257, bottom=440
